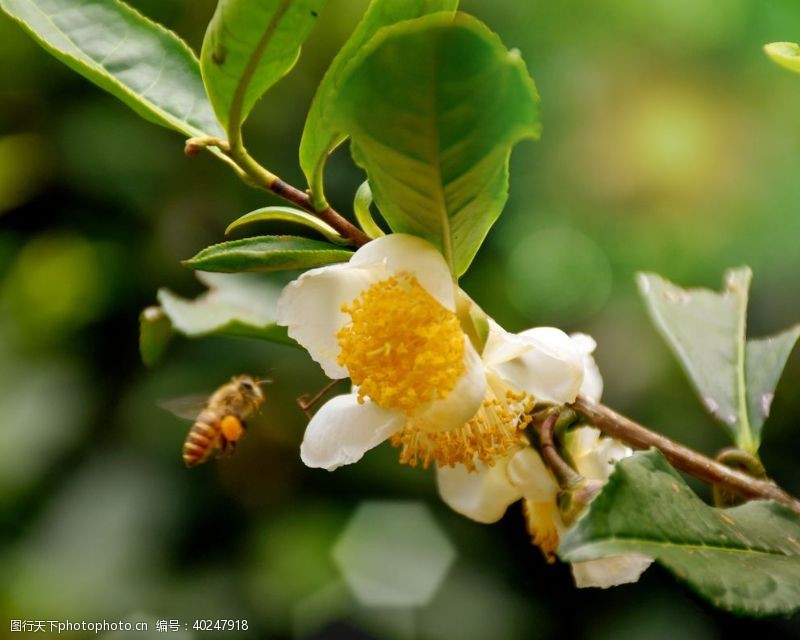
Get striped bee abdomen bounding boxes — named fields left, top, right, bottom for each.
left=182, top=411, right=221, bottom=467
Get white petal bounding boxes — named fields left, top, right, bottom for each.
left=300, top=394, right=405, bottom=471
left=597, top=438, right=633, bottom=466
left=570, top=332, right=597, bottom=356
left=571, top=333, right=603, bottom=402
left=350, top=234, right=456, bottom=310
left=411, top=338, right=487, bottom=433
left=584, top=438, right=632, bottom=481
left=490, top=327, right=585, bottom=404
left=277, top=263, right=383, bottom=378
left=564, top=425, right=604, bottom=475
left=567, top=427, right=632, bottom=481
left=436, top=458, right=521, bottom=523
left=571, top=555, right=653, bottom=589
left=506, top=448, right=558, bottom=502
left=566, top=425, right=601, bottom=455
left=482, top=320, right=531, bottom=367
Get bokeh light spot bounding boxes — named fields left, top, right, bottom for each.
left=0, top=133, right=50, bottom=214
left=505, top=227, right=613, bottom=321
left=3, top=233, right=116, bottom=339
left=626, top=89, right=718, bottom=193
left=0, top=353, right=89, bottom=504
left=7, top=455, right=177, bottom=619
left=332, top=502, right=456, bottom=608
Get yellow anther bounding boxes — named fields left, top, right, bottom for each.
left=337, top=274, right=464, bottom=415
left=390, top=388, right=534, bottom=471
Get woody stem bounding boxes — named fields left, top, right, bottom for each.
left=184, top=136, right=370, bottom=247
left=535, top=412, right=583, bottom=488
left=571, top=394, right=800, bottom=514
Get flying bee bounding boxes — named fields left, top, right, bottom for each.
left=178, top=374, right=268, bottom=467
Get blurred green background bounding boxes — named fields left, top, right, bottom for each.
left=2, top=0, right=800, bottom=637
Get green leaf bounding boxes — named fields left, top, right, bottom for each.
left=560, top=450, right=800, bottom=616
left=353, top=181, right=385, bottom=239
left=746, top=326, right=800, bottom=439
left=156, top=271, right=292, bottom=344
left=139, top=306, right=173, bottom=366
left=327, top=13, right=541, bottom=276
left=225, top=206, right=348, bottom=245
left=201, top=0, right=326, bottom=131
left=138, top=272, right=293, bottom=364
left=638, top=268, right=750, bottom=442
left=0, top=0, right=222, bottom=138
left=637, top=268, right=799, bottom=453
left=184, top=235, right=353, bottom=273
left=299, top=0, right=458, bottom=209
left=764, top=42, right=800, bottom=75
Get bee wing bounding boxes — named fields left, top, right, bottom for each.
left=158, top=394, right=210, bottom=421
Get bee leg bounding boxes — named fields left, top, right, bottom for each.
left=216, top=437, right=236, bottom=459
left=297, top=379, right=341, bottom=416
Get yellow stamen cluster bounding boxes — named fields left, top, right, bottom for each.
left=523, top=499, right=561, bottom=563
left=337, top=274, right=464, bottom=415
left=391, top=389, right=534, bottom=471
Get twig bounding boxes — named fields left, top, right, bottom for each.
left=185, top=136, right=370, bottom=247
left=536, top=412, right=583, bottom=487
left=268, top=176, right=370, bottom=247
left=571, top=395, right=800, bottom=515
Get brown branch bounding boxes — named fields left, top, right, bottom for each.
left=571, top=395, right=800, bottom=515
left=269, top=179, right=370, bottom=246
left=185, top=136, right=371, bottom=247
left=536, top=413, right=583, bottom=487
left=230, top=143, right=371, bottom=246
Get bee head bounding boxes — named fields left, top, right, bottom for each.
left=235, top=375, right=268, bottom=402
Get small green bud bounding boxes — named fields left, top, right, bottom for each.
left=558, top=478, right=604, bottom=526
left=764, top=42, right=800, bottom=75
left=712, top=447, right=767, bottom=508
left=455, top=290, right=490, bottom=354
